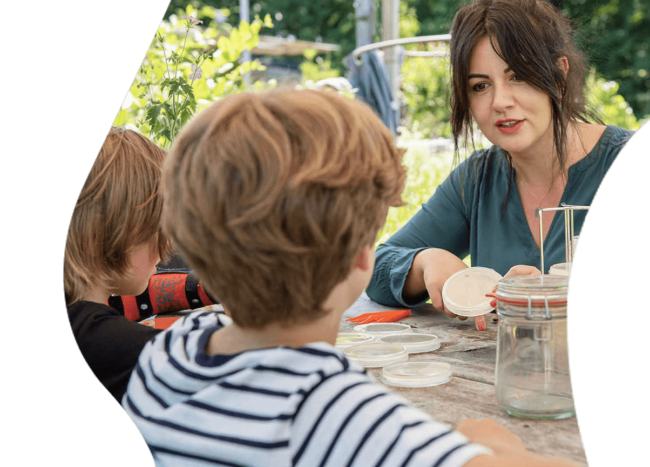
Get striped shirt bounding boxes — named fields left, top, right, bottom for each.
left=123, top=311, right=491, bottom=466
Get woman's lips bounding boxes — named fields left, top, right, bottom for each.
left=496, top=120, right=524, bottom=134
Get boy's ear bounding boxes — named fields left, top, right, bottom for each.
left=558, top=57, right=569, bottom=75
left=353, top=245, right=374, bottom=272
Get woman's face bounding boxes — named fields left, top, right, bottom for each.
left=467, top=36, right=554, bottom=159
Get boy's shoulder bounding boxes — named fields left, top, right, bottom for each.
left=125, top=312, right=491, bottom=466
left=67, top=300, right=123, bottom=330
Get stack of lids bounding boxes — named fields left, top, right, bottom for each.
left=340, top=266, right=505, bottom=388
left=339, top=322, right=450, bottom=388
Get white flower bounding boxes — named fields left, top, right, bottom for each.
left=190, top=65, right=203, bottom=79
left=182, top=15, right=203, bottom=25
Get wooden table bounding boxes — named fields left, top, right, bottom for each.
left=340, top=297, right=588, bottom=466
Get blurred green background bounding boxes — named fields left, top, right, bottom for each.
left=162, top=0, right=650, bottom=123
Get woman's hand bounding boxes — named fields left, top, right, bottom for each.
left=477, top=265, right=541, bottom=331
left=403, top=248, right=468, bottom=316
left=488, top=265, right=542, bottom=307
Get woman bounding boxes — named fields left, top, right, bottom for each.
left=366, top=0, right=634, bottom=330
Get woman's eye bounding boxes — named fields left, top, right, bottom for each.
left=472, top=82, right=488, bottom=92
left=511, top=74, right=523, bottom=82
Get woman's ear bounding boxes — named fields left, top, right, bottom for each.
left=559, top=57, right=569, bottom=75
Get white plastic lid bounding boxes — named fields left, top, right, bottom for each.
left=343, top=343, right=409, bottom=368
left=376, top=333, right=440, bottom=354
left=549, top=262, right=571, bottom=277
left=353, top=323, right=412, bottom=336
left=335, top=332, right=374, bottom=349
left=380, top=362, right=452, bottom=388
left=442, top=267, right=502, bottom=317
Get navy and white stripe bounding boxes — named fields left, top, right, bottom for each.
left=124, top=311, right=490, bottom=466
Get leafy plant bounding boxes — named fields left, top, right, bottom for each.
left=115, top=5, right=273, bottom=148
left=587, top=71, right=640, bottom=131
left=299, top=48, right=340, bottom=86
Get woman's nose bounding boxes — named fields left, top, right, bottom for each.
left=492, top=83, right=515, bottom=113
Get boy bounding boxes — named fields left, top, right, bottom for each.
left=65, top=126, right=171, bottom=402
left=124, top=90, right=578, bottom=466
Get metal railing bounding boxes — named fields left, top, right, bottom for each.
left=351, top=34, right=452, bottom=62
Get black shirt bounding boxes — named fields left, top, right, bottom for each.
left=67, top=300, right=161, bottom=402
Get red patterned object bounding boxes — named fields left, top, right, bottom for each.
left=108, top=271, right=218, bottom=321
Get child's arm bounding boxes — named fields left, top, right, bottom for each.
left=458, top=419, right=580, bottom=467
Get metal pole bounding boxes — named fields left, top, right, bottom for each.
left=538, top=205, right=589, bottom=273
left=564, top=210, right=572, bottom=264
left=382, top=0, right=400, bottom=105
left=239, top=0, right=250, bottom=88
left=355, top=0, right=374, bottom=49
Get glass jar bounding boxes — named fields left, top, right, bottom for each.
left=494, top=275, right=574, bottom=420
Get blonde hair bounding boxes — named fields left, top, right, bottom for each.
left=163, top=89, right=406, bottom=328
left=64, top=127, right=170, bottom=305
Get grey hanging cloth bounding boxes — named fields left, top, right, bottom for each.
left=344, top=50, right=400, bottom=135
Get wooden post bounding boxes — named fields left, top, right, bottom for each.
left=239, top=0, right=251, bottom=88
left=355, top=0, right=375, bottom=49
left=382, top=0, right=400, bottom=105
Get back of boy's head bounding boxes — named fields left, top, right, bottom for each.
left=64, top=127, right=170, bottom=306
left=164, top=89, right=406, bottom=328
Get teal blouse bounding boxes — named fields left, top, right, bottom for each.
left=367, top=125, right=634, bottom=307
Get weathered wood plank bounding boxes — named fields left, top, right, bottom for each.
left=341, top=300, right=587, bottom=466
left=366, top=371, right=587, bottom=466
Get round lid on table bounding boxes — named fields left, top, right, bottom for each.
left=442, top=267, right=503, bottom=317
left=377, top=333, right=440, bottom=354
left=343, top=343, right=408, bottom=368
left=335, top=332, right=374, bottom=348
left=353, top=323, right=412, bottom=336
left=381, top=362, right=452, bottom=388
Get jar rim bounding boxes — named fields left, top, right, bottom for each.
left=496, top=275, right=568, bottom=301
left=498, top=274, right=568, bottom=290
left=487, top=293, right=567, bottom=306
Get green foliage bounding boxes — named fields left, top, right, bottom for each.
left=557, top=0, right=650, bottom=121
left=587, top=71, right=640, bottom=130
left=400, top=52, right=452, bottom=139
left=162, top=0, right=649, bottom=122
left=116, top=5, right=273, bottom=148
left=298, top=49, right=340, bottom=85
left=164, top=0, right=356, bottom=71
left=376, top=136, right=453, bottom=246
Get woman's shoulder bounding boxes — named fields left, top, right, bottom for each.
left=570, top=124, right=635, bottom=174
left=602, top=124, right=635, bottom=150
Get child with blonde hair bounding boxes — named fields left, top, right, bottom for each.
left=65, top=126, right=171, bottom=401
left=124, top=90, right=577, bottom=466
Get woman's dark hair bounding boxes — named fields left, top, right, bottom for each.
left=450, top=0, right=602, bottom=177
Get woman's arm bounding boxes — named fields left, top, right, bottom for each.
left=403, top=247, right=468, bottom=310
left=366, top=159, right=473, bottom=308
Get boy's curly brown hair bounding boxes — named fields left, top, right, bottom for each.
left=163, top=89, right=406, bottom=327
